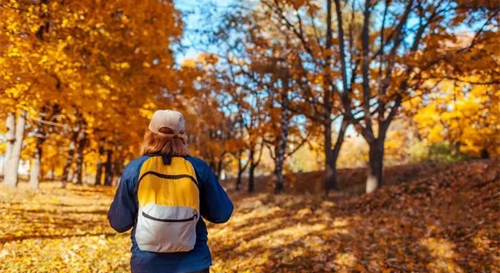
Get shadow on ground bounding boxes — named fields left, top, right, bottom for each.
left=0, top=159, right=498, bottom=272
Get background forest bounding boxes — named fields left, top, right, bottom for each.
left=0, top=0, right=499, bottom=272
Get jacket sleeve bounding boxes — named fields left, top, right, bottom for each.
left=197, top=161, right=233, bottom=223
left=108, top=163, right=138, bottom=233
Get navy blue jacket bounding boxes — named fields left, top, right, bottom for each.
left=108, top=155, right=233, bottom=273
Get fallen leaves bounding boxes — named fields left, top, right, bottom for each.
left=0, top=159, right=499, bottom=272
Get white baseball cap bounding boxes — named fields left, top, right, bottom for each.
left=148, top=110, right=186, bottom=136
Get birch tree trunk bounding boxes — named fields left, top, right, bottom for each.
left=29, top=106, right=52, bottom=190
left=29, top=143, right=42, bottom=190
left=273, top=75, right=291, bottom=193
left=274, top=103, right=290, bottom=194
left=3, top=113, right=15, bottom=182
left=4, top=110, right=26, bottom=188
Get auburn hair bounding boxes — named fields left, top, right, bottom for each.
left=140, top=127, right=189, bottom=156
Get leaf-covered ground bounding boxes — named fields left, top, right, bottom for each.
left=1, top=159, right=499, bottom=273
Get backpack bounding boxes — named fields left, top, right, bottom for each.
left=134, top=155, right=199, bottom=253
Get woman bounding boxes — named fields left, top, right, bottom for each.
left=108, top=109, right=233, bottom=273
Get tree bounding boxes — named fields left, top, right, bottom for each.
left=3, top=109, right=26, bottom=187
left=29, top=104, right=62, bottom=189
left=413, top=79, right=500, bottom=158
left=210, top=0, right=352, bottom=194
left=1, top=0, right=184, bottom=188
left=332, top=0, right=499, bottom=192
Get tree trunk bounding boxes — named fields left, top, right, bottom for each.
left=60, top=128, right=79, bottom=188
left=73, top=124, right=87, bottom=185
left=325, top=118, right=348, bottom=195
left=95, top=144, right=104, bottom=185
left=113, top=159, right=123, bottom=186
left=325, top=157, right=339, bottom=194
left=235, top=149, right=249, bottom=191
left=235, top=173, right=242, bottom=191
left=274, top=165, right=285, bottom=194
left=29, top=127, right=45, bottom=189
left=323, top=118, right=334, bottom=194
left=29, top=143, right=42, bottom=190
left=216, top=156, right=224, bottom=181
left=112, top=142, right=124, bottom=185
left=322, top=0, right=337, bottom=196
left=68, top=171, right=75, bottom=184
left=3, top=113, right=15, bottom=181
left=104, top=149, right=113, bottom=186
left=29, top=106, right=51, bottom=190
left=85, top=162, right=91, bottom=185
left=481, top=148, right=489, bottom=159
left=248, top=164, right=255, bottom=194
left=236, top=151, right=243, bottom=191
left=4, top=110, right=26, bottom=188
left=274, top=91, right=290, bottom=194
left=366, top=138, right=384, bottom=193
left=50, top=163, right=55, bottom=181
left=247, top=148, right=256, bottom=193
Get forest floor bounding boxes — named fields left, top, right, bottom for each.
left=0, top=159, right=499, bottom=273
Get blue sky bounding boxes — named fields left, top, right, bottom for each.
left=172, top=0, right=489, bottom=138
left=174, top=0, right=236, bottom=63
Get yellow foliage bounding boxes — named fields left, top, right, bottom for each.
left=413, top=79, right=500, bottom=157
left=0, top=0, right=185, bottom=173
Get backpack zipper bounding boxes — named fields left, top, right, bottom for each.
left=138, top=171, right=198, bottom=187
left=142, top=211, right=197, bottom=222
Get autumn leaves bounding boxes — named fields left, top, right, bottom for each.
left=0, top=158, right=498, bottom=272
left=194, top=0, right=499, bottom=194
left=1, top=0, right=498, bottom=194
left=1, top=0, right=185, bottom=188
